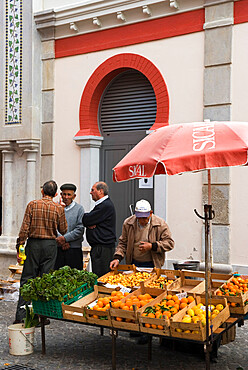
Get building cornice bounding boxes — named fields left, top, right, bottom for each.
left=34, top=0, right=205, bottom=41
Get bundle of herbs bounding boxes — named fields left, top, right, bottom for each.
left=20, top=266, right=97, bottom=302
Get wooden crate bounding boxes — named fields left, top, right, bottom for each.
left=110, top=285, right=162, bottom=331
left=97, top=265, right=136, bottom=294
left=138, top=290, right=196, bottom=337
left=167, top=270, right=206, bottom=294
left=98, top=265, right=155, bottom=293
left=170, top=297, right=230, bottom=342
left=214, top=275, right=248, bottom=315
left=62, top=286, right=112, bottom=326
left=144, top=269, right=181, bottom=292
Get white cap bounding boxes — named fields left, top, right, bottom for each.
left=135, top=199, right=151, bottom=218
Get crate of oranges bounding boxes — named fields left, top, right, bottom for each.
left=214, top=275, right=248, bottom=315
left=138, top=291, right=195, bottom=336
left=98, top=264, right=155, bottom=294
left=110, top=284, right=163, bottom=331
left=144, top=269, right=181, bottom=292
left=170, top=296, right=230, bottom=341
left=62, top=285, right=117, bottom=326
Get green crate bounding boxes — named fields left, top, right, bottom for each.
left=32, top=282, right=96, bottom=319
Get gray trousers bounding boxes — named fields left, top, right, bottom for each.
left=15, top=238, right=57, bottom=321
left=90, top=244, right=115, bottom=278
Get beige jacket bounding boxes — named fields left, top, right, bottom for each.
left=114, top=214, right=174, bottom=268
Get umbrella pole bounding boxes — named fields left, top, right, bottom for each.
left=208, top=169, right=213, bottom=268
left=204, top=204, right=211, bottom=370
left=194, top=205, right=215, bottom=370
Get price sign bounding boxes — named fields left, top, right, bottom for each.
left=176, top=292, right=188, bottom=300
left=118, top=284, right=131, bottom=293
left=87, top=299, right=98, bottom=308
left=104, top=283, right=118, bottom=289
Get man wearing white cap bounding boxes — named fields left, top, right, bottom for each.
left=110, top=199, right=174, bottom=269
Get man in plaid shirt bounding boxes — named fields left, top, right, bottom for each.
left=14, top=180, right=67, bottom=324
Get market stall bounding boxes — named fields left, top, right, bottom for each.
left=25, top=265, right=247, bottom=370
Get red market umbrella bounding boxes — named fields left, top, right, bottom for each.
left=112, top=121, right=248, bottom=369
left=113, top=121, right=248, bottom=182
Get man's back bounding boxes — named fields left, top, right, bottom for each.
left=19, top=196, right=67, bottom=243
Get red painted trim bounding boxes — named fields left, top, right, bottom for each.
left=75, top=54, right=169, bottom=137
left=234, top=0, right=248, bottom=24
left=56, top=9, right=204, bottom=58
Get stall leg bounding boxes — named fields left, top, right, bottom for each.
left=111, top=329, right=118, bottom=370
left=100, top=327, right=104, bottom=336
left=148, top=335, right=152, bottom=362
left=40, top=316, right=46, bottom=355
left=204, top=343, right=211, bottom=370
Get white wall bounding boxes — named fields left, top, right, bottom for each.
left=230, top=23, right=248, bottom=266
left=54, top=31, right=204, bottom=260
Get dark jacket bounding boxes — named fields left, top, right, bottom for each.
left=82, top=197, right=116, bottom=246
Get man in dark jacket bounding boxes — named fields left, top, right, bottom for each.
left=82, top=181, right=116, bottom=277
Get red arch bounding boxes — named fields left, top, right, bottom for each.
left=75, top=53, right=169, bottom=137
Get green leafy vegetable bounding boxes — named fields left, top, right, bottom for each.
left=20, top=266, right=97, bottom=302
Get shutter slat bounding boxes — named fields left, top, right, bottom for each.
left=100, top=70, right=157, bottom=133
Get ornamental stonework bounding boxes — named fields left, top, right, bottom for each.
left=5, top=0, right=23, bottom=124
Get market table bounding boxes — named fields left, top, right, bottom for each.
left=38, top=313, right=245, bottom=370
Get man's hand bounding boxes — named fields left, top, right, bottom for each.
left=88, top=225, right=96, bottom=229
left=17, top=251, right=22, bottom=264
left=62, top=242, right=70, bottom=251
left=110, top=259, right=119, bottom=270
left=138, top=241, right=152, bottom=252
left=56, top=236, right=66, bottom=246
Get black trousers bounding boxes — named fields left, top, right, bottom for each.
left=90, top=244, right=115, bottom=278
left=15, top=238, right=57, bottom=321
left=55, top=247, right=83, bottom=270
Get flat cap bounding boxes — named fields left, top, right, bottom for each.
left=60, top=183, right=77, bottom=192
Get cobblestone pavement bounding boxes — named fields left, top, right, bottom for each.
left=0, top=301, right=247, bottom=370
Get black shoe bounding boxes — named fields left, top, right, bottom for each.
left=36, top=318, right=50, bottom=327
left=137, top=334, right=149, bottom=345
left=12, top=319, right=23, bottom=325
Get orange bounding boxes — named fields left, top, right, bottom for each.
left=111, top=290, right=118, bottom=296
left=157, top=325, right=163, bottom=330
left=140, top=300, right=147, bottom=307
left=167, top=299, right=175, bottom=307
left=97, top=300, right=104, bottom=308
left=172, top=295, right=179, bottom=302
left=124, top=292, right=129, bottom=297
left=151, top=324, right=157, bottom=329
left=125, top=299, right=133, bottom=307
left=103, top=297, right=110, bottom=306
left=122, top=305, right=130, bottom=311
left=164, top=311, right=171, bottom=319
left=180, top=297, right=188, bottom=304
left=187, top=296, right=194, bottom=303
left=116, top=317, right=123, bottom=321
left=145, top=323, right=151, bottom=328
left=112, top=301, right=120, bottom=309
left=119, top=302, right=125, bottom=309
left=148, top=312, right=155, bottom=318
left=179, top=302, right=187, bottom=310
left=170, top=307, right=178, bottom=315
left=111, top=296, right=119, bottom=302
left=166, top=294, right=173, bottom=301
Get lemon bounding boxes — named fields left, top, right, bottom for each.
left=212, top=309, right=220, bottom=316
left=176, top=328, right=182, bottom=332
left=216, top=304, right=224, bottom=312
left=208, top=305, right=215, bottom=311
left=201, top=318, right=206, bottom=327
left=192, top=330, right=199, bottom=334
left=182, top=315, right=192, bottom=323
left=192, top=316, right=200, bottom=323
left=184, top=330, right=191, bottom=333
left=187, top=308, right=195, bottom=317
left=211, top=313, right=217, bottom=319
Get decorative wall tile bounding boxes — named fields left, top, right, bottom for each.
left=5, top=0, right=23, bottom=124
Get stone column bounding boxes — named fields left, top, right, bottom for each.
left=2, top=150, right=14, bottom=236
left=203, top=1, right=233, bottom=268
left=24, top=149, right=38, bottom=204
left=74, top=136, right=104, bottom=212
